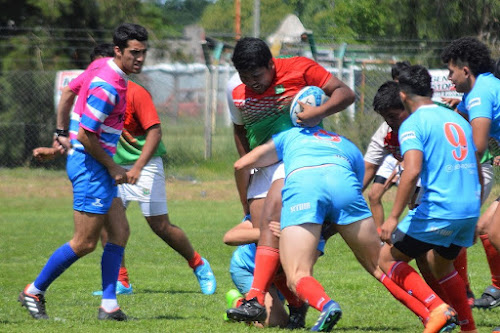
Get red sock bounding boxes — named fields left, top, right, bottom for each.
left=118, top=267, right=130, bottom=288
left=380, top=273, right=430, bottom=325
left=439, top=271, right=476, bottom=331
left=295, top=276, right=330, bottom=311
left=246, top=246, right=280, bottom=305
left=453, top=248, right=471, bottom=292
left=188, top=251, right=203, bottom=269
left=480, top=234, right=500, bottom=288
left=273, top=272, right=304, bottom=308
left=389, top=261, right=443, bottom=312
left=419, top=268, right=450, bottom=303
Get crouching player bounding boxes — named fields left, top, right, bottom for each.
left=378, top=65, right=481, bottom=333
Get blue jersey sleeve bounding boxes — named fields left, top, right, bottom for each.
left=466, top=88, right=495, bottom=122
left=399, top=116, right=424, bottom=157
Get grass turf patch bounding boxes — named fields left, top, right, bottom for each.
left=1, top=168, right=499, bottom=332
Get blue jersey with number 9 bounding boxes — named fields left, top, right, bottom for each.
left=399, top=104, right=481, bottom=219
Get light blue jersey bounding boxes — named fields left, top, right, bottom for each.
left=399, top=104, right=481, bottom=220
left=457, top=73, right=500, bottom=141
left=272, top=126, right=372, bottom=228
left=272, top=126, right=365, bottom=181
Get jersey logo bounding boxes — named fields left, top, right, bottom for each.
left=399, top=131, right=416, bottom=144
left=91, top=198, right=104, bottom=207
left=444, top=122, right=468, bottom=161
left=467, top=97, right=481, bottom=110
left=313, top=129, right=341, bottom=142
left=274, top=85, right=285, bottom=95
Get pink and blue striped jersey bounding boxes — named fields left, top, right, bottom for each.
left=69, top=58, right=128, bottom=156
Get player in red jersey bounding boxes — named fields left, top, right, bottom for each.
left=225, top=37, right=355, bottom=325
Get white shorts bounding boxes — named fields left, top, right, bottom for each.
left=375, top=154, right=400, bottom=181
left=247, top=162, right=285, bottom=200
left=118, top=156, right=168, bottom=217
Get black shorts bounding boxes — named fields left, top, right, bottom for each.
left=392, top=229, right=462, bottom=260
left=373, top=175, right=388, bottom=185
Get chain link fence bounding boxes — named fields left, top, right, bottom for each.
left=0, top=61, right=406, bottom=169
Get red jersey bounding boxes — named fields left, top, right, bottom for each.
left=123, top=81, right=161, bottom=136
left=232, top=57, right=331, bottom=148
left=384, top=130, right=402, bottom=162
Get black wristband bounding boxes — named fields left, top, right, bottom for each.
left=55, top=129, right=69, bottom=137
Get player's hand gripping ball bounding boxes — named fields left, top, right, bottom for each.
left=290, top=86, right=329, bottom=127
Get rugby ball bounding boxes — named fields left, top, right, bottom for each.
left=290, top=86, right=329, bottom=126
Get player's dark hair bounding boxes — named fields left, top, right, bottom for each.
left=398, top=65, right=433, bottom=98
left=231, top=37, right=273, bottom=72
left=373, top=81, right=404, bottom=115
left=90, top=43, right=115, bottom=62
left=113, top=23, right=148, bottom=51
left=391, top=61, right=411, bottom=80
left=494, top=58, right=500, bottom=79
left=441, top=37, right=493, bottom=76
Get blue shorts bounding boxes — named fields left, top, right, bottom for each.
left=229, top=244, right=256, bottom=294
left=66, top=150, right=116, bottom=214
left=396, top=210, right=478, bottom=248
left=281, top=165, right=372, bottom=229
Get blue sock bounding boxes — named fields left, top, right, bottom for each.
left=34, top=243, right=79, bottom=291
left=102, top=243, right=124, bottom=300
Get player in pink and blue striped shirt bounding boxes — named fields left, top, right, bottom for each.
left=19, top=23, right=148, bottom=322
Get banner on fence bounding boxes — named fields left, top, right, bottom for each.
left=429, top=69, right=462, bottom=101
left=54, top=70, right=83, bottom=112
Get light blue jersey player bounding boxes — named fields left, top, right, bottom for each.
left=396, top=103, right=481, bottom=247
left=234, top=124, right=396, bottom=332
left=457, top=73, right=500, bottom=142
left=271, top=126, right=372, bottom=230
left=378, top=65, right=481, bottom=332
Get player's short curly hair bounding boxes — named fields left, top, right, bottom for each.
left=231, top=37, right=272, bottom=73
left=391, top=61, right=411, bottom=81
left=494, top=58, right=500, bottom=79
left=441, top=37, right=493, bottom=76
left=373, top=81, right=404, bottom=115
left=398, top=65, right=433, bottom=98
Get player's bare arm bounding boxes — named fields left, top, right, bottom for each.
left=296, top=76, right=355, bottom=127
left=362, top=161, right=379, bottom=192
left=54, top=86, right=77, bottom=151
left=126, top=124, right=161, bottom=185
left=470, top=117, right=492, bottom=159
left=380, top=149, right=422, bottom=244
left=77, top=127, right=128, bottom=184
left=223, top=220, right=260, bottom=246
left=234, top=139, right=278, bottom=172
left=233, top=124, right=252, bottom=215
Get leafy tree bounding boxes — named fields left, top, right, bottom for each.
left=200, top=0, right=293, bottom=40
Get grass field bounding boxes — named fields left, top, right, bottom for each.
left=1, top=167, right=499, bottom=332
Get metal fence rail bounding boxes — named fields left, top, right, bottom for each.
left=0, top=62, right=397, bottom=168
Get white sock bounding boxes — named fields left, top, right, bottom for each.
left=100, top=299, right=119, bottom=312
left=26, top=283, right=44, bottom=296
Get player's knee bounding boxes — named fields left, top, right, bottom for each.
left=368, top=190, right=383, bottom=204
left=71, top=238, right=99, bottom=256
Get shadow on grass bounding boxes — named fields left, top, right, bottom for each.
left=125, top=314, right=185, bottom=321
left=334, top=326, right=409, bottom=332
left=138, top=289, right=199, bottom=295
